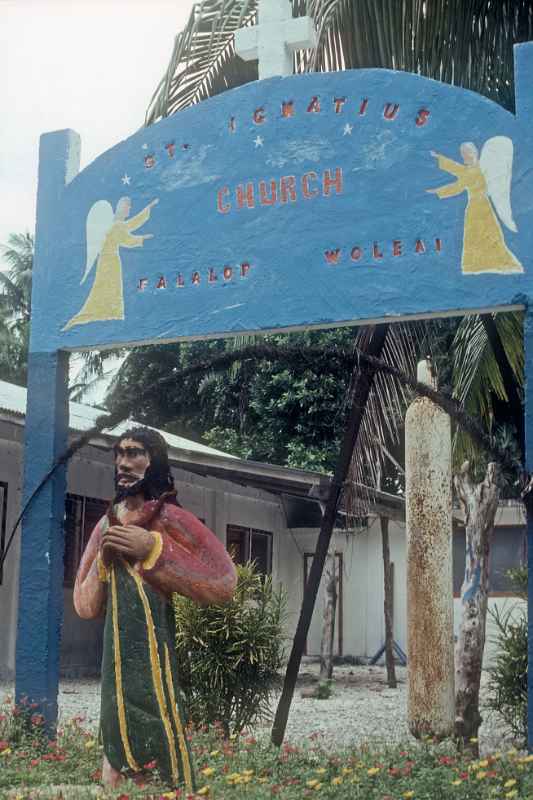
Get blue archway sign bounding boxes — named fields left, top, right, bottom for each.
left=16, top=42, right=533, bottom=744
left=32, top=69, right=533, bottom=350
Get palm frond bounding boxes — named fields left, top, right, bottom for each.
left=69, top=350, right=127, bottom=404
left=0, top=232, right=33, bottom=320
left=146, top=0, right=533, bottom=123
left=146, top=0, right=258, bottom=123
left=452, top=310, right=524, bottom=463
left=345, top=320, right=423, bottom=515
left=196, top=334, right=257, bottom=394
left=197, top=369, right=221, bottom=395
left=146, top=0, right=315, bottom=122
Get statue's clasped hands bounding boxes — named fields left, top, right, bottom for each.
left=101, top=525, right=155, bottom=566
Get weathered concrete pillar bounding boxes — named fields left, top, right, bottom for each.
left=406, top=359, right=454, bottom=738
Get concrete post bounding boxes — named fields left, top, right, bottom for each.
left=405, top=359, right=454, bottom=738
left=15, top=130, right=78, bottom=728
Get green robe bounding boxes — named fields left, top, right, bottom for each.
left=101, top=558, right=195, bottom=790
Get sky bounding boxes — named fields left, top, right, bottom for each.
left=0, top=0, right=195, bottom=257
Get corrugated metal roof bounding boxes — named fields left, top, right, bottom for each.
left=0, top=379, right=235, bottom=460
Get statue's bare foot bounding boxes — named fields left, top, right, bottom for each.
left=102, top=754, right=123, bottom=787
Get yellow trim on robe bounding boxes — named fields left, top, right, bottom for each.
left=164, top=643, right=193, bottom=792
left=142, top=531, right=163, bottom=571
left=110, top=566, right=140, bottom=772
left=96, top=552, right=110, bottom=583
left=124, top=563, right=180, bottom=785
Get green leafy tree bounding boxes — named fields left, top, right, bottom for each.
left=108, top=330, right=350, bottom=470
left=106, top=325, right=418, bottom=487
left=0, top=233, right=33, bottom=386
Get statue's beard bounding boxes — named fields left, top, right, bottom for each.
left=113, top=474, right=150, bottom=504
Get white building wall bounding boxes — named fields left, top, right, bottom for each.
left=0, top=436, right=288, bottom=679
left=276, top=517, right=523, bottom=668
left=0, top=431, right=24, bottom=681
left=0, top=417, right=525, bottom=680
left=61, top=444, right=115, bottom=677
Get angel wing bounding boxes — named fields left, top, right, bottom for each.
left=80, top=200, right=115, bottom=284
left=479, top=136, right=518, bottom=232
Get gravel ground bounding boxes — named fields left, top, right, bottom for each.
left=0, top=663, right=518, bottom=755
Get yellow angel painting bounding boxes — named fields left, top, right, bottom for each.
left=63, top=196, right=158, bottom=330
left=427, top=137, right=522, bottom=274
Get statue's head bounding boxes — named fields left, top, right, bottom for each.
left=113, top=426, right=175, bottom=502
left=115, top=196, right=132, bottom=221
left=460, top=142, right=479, bottom=166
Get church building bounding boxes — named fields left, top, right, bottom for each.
left=0, top=379, right=525, bottom=680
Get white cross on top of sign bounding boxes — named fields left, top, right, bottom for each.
left=235, top=0, right=317, bottom=80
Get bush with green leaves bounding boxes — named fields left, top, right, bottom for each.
left=173, top=561, right=287, bottom=736
left=487, top=566, right=527, bottom=744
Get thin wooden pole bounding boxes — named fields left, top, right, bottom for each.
left=381, top=516, right=397, bottom=689
left=271, top=324, right=389, bottom=746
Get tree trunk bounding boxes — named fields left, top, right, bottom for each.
left=381, top=516, right=397, bottom=688
left=454, top=461, right=500, bottom=749
left=319, top=550, right=337, bottom=680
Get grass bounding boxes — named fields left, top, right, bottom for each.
left=1, top=697, right=533, bottom=799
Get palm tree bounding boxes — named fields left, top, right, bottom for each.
left=146, top=0, right=528, bottom=457
left=144, top=0, right=532, bottom=745
left=146, top=1, right=533, bottom=122
left=0, top=232, right=33, bottom=386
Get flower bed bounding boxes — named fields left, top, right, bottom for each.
left=1, top=698, right=533, bottom=799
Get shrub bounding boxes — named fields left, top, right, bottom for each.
left=173, top=561, right=287, bottom=736
left=315, top=681, right=333, bottom=699
left=487, top=567, right=527, bottom=744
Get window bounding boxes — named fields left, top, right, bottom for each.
left=226, top=524, right=273, bottom=575
left=0, top=482, right=8, bottom=585
left=64, top=494, right=108, bottom=587
left=453, top=525, right=526, bottom=595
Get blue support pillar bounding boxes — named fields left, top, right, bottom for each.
left=15, top=129, right=79, bottom=728
left=525, top=309, right=533, bottom=752
left=15, top=351, right=69, bottom=725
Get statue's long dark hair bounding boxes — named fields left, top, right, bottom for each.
left=114, top=426, right=177, bottom=501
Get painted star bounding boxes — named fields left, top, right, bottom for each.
left=121, top=173, right=131, bottom=185
left=142, top=143, right=148, bottom=150
left=343, top=124, right=353, bottom=136
left=254, top=135, right=264, bottom=148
